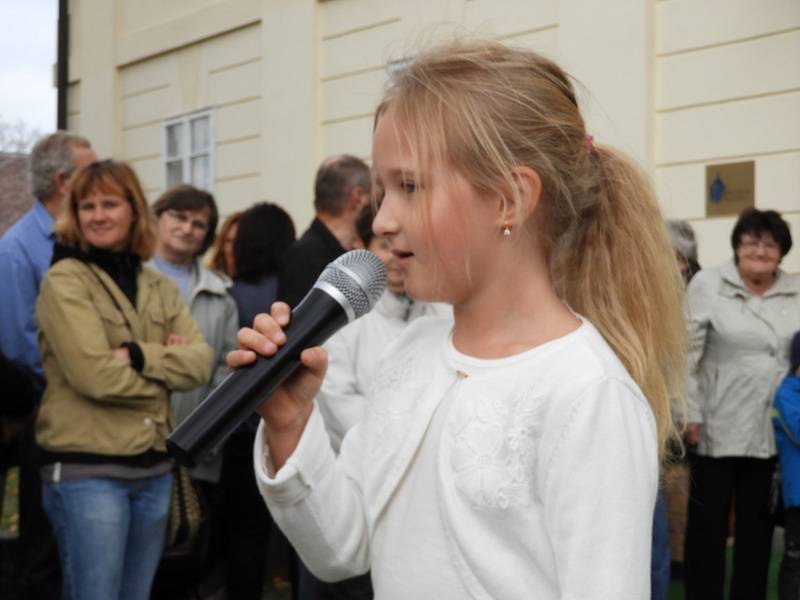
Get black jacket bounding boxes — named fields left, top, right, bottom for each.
left=277, top=218, right=346, bottom=308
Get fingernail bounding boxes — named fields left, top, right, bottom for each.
left=276, top=331, right=287, bottom=344
left=263, top=341, right=277, bottom=354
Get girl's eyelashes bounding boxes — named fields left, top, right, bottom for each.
left=400, top=180, right=418, bottom=194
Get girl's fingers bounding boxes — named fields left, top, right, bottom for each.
left=299, top=346, right=328, bottom=378
left=271, top=302, right=292, bottom=327
left=237, top=326, right=277, bottom=356
left=227, top=348, right=256, bottom=369
left=252, top=312, right=287, bottom=345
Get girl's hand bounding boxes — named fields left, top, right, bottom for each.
left=227, top=302, right=328, bottom=468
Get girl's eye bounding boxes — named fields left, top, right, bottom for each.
left=400, top=180, right=417, bottom=194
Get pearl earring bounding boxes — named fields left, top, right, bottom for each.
left=502, top=223, right=511, bottom=237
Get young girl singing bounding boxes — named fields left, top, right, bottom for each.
left=229, top=40, right=686, bottom=599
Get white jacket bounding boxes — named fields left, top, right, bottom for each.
left=686, top=258, right=800, bottom=457
left=254, top=317, right=658, bottom=599
left=317, top=291, right=447, bottom=452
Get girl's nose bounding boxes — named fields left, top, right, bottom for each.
left=373, top=198, right=398, bottom=239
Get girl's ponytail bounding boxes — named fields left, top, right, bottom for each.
left=552, top=145, right=687, bottom=458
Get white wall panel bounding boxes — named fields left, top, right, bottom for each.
left=657, top=0, right=800, bottom=55
left=217, top=137, right=262, bottom=180
left=757, top=152, right=800, bottom=215
left=216, top=99, right=262, bottom=143
left=121, top=86, right=173, bottom=128
left=654, top=163, right=705, bottom=220
left=215, top=175, right=262, bottom=212
left=321, top=19, right=405, bottom=79
left=321, top=70, right=386, bottom=123
left=120, top=123, right=160, bottom=161
left=321, top=0, right=404, bottom=38
left=208, top=60, right=262, bottom=107
left=656, top=92, right=800, bottom=165
left=500, top=26, right=558, bottom=57
left=127, top=156, right=161, bottom=197
left=464, top=0, right=558, bottom=37
left=657, top=30, right=800, bottom=110
left=321, top=116, right=373, bottom=160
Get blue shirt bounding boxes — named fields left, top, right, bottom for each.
left=0, top=201, right=55, bottom=375
left=152, top=255, right=193, bottom=302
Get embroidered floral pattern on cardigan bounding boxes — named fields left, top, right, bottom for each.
left=448, top=385, right=543, bottom=509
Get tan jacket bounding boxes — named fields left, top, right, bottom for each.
left=35, top=258, right=213, bottom=457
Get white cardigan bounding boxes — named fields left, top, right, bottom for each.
left=254, top=316, right=658, bottom=599
left=316, top=291, right=447, bottom=452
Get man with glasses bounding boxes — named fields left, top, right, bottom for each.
left=149, top=185, right=238, bottom=596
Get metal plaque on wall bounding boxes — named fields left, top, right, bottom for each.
left=705, top=161, right=755, bottom=217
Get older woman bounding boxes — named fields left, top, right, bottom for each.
left=35, top=160, right=213, bottom=600
left=684, top=208, right=800, bottom=600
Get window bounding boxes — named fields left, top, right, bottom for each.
left=162, top=108, right=214, bottom=191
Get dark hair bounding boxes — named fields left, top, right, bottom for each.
left=313, top=154, right=371, bottom=215
left=234, top=202, right=296, bottom=283
left=730, top=208, right=792, bottom=261
left=355, top=204, right=375, bottom=248
left=791, top=331, right=800, bottom=376
left=152, top=185, right=219, bottom=255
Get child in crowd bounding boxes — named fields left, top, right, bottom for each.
left=774, top=331, right=800, bottom=600
left=229, top=40, right=685, bottom=599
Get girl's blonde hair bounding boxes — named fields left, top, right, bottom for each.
left=56, top=159, right=157, bottom=260
left=379, top=40, right=686, bottom=458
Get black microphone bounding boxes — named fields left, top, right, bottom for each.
left=167, top=249, right=387, bottom=467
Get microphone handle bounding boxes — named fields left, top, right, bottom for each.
left=167, top=289, right=350, bottom=467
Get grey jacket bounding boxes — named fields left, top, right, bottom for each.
left=149, top=259, right=239, bottom=481
left=687, top=259, right=800, bottom=457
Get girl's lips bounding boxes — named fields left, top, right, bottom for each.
left=392, top=250, right=413, bottom=259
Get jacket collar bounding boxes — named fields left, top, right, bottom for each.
left=719, top=257, right=795, bottom=299
left=145, top=257, right=231, bottom=297
left=191, top=259, right=231, bottom=297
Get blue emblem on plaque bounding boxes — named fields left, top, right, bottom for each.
left=710, top=174, right=726, bottom=203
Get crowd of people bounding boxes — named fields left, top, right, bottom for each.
left=0, top=39, right=798, bottom=600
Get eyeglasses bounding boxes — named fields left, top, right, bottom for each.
left=739, top=238, right=780, bottom=253
left=165, top=209, right=210, bottom=234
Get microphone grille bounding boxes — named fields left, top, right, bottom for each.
left=317, top=249, right=387, bottom=319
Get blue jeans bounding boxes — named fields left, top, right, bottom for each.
left=42, top=472, right=172, bottom=600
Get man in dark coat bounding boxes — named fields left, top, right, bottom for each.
left=277, top=154, right=370, bottom=307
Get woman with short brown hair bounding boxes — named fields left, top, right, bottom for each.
left=36, top=160, right=213, bottom=600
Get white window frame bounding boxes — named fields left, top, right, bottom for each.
left=161, top=107, right=215, bottom=192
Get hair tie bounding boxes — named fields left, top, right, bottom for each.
left=585, top=134, right=595, bottom=154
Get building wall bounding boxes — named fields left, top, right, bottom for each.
left=654, top=0, right=800, bottom=271
left=64, top=0, right=800, bottom=271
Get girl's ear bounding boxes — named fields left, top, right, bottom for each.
left=496, top=166, right=543, bottom=227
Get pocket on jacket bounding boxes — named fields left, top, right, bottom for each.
left=96, top=303, right=131, bottom=347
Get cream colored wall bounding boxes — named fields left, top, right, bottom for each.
left=654, top=0, right=800, bottom=272
left=64, top=0, right=800, bottom=273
